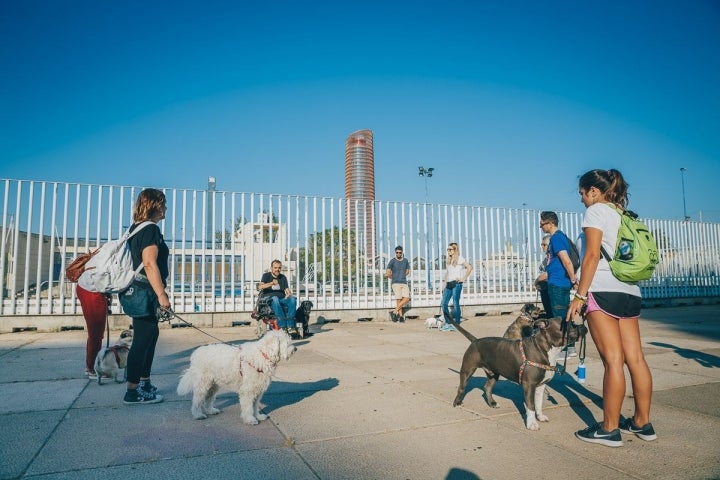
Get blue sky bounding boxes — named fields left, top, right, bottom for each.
left=2, top=0, right=719, bottom=222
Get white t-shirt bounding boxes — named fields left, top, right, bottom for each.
left=445, top=256, right=468, bottom=282
left=581, top=203, right=641, bottom=296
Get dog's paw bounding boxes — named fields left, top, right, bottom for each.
left=242, top=417, right=259, bottom=425
left=256, top=413, right=268, bottom=421
left=192, top=413, right=208, bottom=420
left=536, top=414, right=549, bottom=422
left=525, top=420, right=540, bottom=431
left=208, top=407, right=221, bottom=416
left=452, top=397, right=463, bottom=407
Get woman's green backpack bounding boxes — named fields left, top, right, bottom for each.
left=600, top=204, right=659, bottom=283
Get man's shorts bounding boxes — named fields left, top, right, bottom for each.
left=391, top=283, right=410, bottom=299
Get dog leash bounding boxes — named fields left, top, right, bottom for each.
left=105, top=308, right=110, bottom=349
left=157, top=307, right=238, bottom=347
left=555, top=315, right=588, bottom=375
left=577, top=306, right=589, bottom=365
left=105, top=294, right=111, bottom=348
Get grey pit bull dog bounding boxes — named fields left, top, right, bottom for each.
left=450, top=317, right=584, bottom=430
left=502, top=303, right=546, bottom=339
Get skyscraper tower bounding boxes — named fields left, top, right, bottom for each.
left=344, top=129, right=376, bottom=258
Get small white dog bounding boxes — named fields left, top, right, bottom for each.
left=95, top=329, right=133, bottom=384
left=177, top=330, right=296, bottom=424
left=425, top=315, right=444, bottom=329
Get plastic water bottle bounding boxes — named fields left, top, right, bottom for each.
left=577, top=361, right=586, bottom=384
left=618, top=240, right=633, bottom=260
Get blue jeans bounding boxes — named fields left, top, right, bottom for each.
left=270, top=296, right=297, bottom=329
left=441, top=283, right=464, bottom=323
left=547, top=283, right=570, bottom=319
left=547, top=283, right=575, bottom=348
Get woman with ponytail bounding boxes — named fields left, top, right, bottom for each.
left=568, top=169, right=656, bottom=447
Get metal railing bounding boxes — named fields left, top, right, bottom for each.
left=2, top=178, right=718, bottom=316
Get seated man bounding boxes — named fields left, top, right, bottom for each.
left=259, top=259, right=297, bottom=334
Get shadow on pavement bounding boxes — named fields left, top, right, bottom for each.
left=649, top=341, right=720, bottom=368
left=210, top=377, right=341, bottom=414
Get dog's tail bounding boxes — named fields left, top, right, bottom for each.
left=176, top=369, right=193, bottom=396
left=447, top=319, right=477, bottom=342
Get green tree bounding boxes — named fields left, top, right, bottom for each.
left=215, top=216, right=246, bottom=249
left=298, top=227, right=361, bottom=284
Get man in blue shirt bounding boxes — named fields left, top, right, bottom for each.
left=540, top=211, right=578, bottom=355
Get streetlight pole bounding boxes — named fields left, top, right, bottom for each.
left=680, top=168, right=689, bottom=221
left=418, top=167, right=434, bottom=203
left=207, top=176, right=216, bottom=247
left=418, top=167, right=434, bottom=290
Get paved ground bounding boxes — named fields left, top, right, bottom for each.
left=1, top=305, right=719, bottom=480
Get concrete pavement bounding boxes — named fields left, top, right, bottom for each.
left=1, top=305, right=719, bottom=480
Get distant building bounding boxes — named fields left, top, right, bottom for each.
left=1, top=229, right=57, bottom=299
left=233, top=212, right=291, bottom=283
left=344, top=129, right=376, bottom=258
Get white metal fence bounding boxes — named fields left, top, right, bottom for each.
left=2, top=178, right=719, bottom=316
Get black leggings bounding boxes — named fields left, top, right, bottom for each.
left=126, top=315, right=160, bottom=384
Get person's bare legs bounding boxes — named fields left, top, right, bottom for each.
left=619, top=318, right=653, bottom=426
left=586, top=310, right=625, bottom=431
left=395, top=296, right=410, bottom=315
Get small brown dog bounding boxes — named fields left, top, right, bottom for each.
left=503, top=303, right=545, bottom=339
left=94, top=329, right=133, bottom=384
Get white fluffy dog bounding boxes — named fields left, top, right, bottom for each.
left=425, top=315, right=444, bottom=329
left=177, top=330, right=296, bottom=425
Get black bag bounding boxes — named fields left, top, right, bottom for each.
left=118, top=281, right=158, bottom=318
left=445, top=281, right=458, bottom=290
left=562, top=233, right=581, bottom=272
